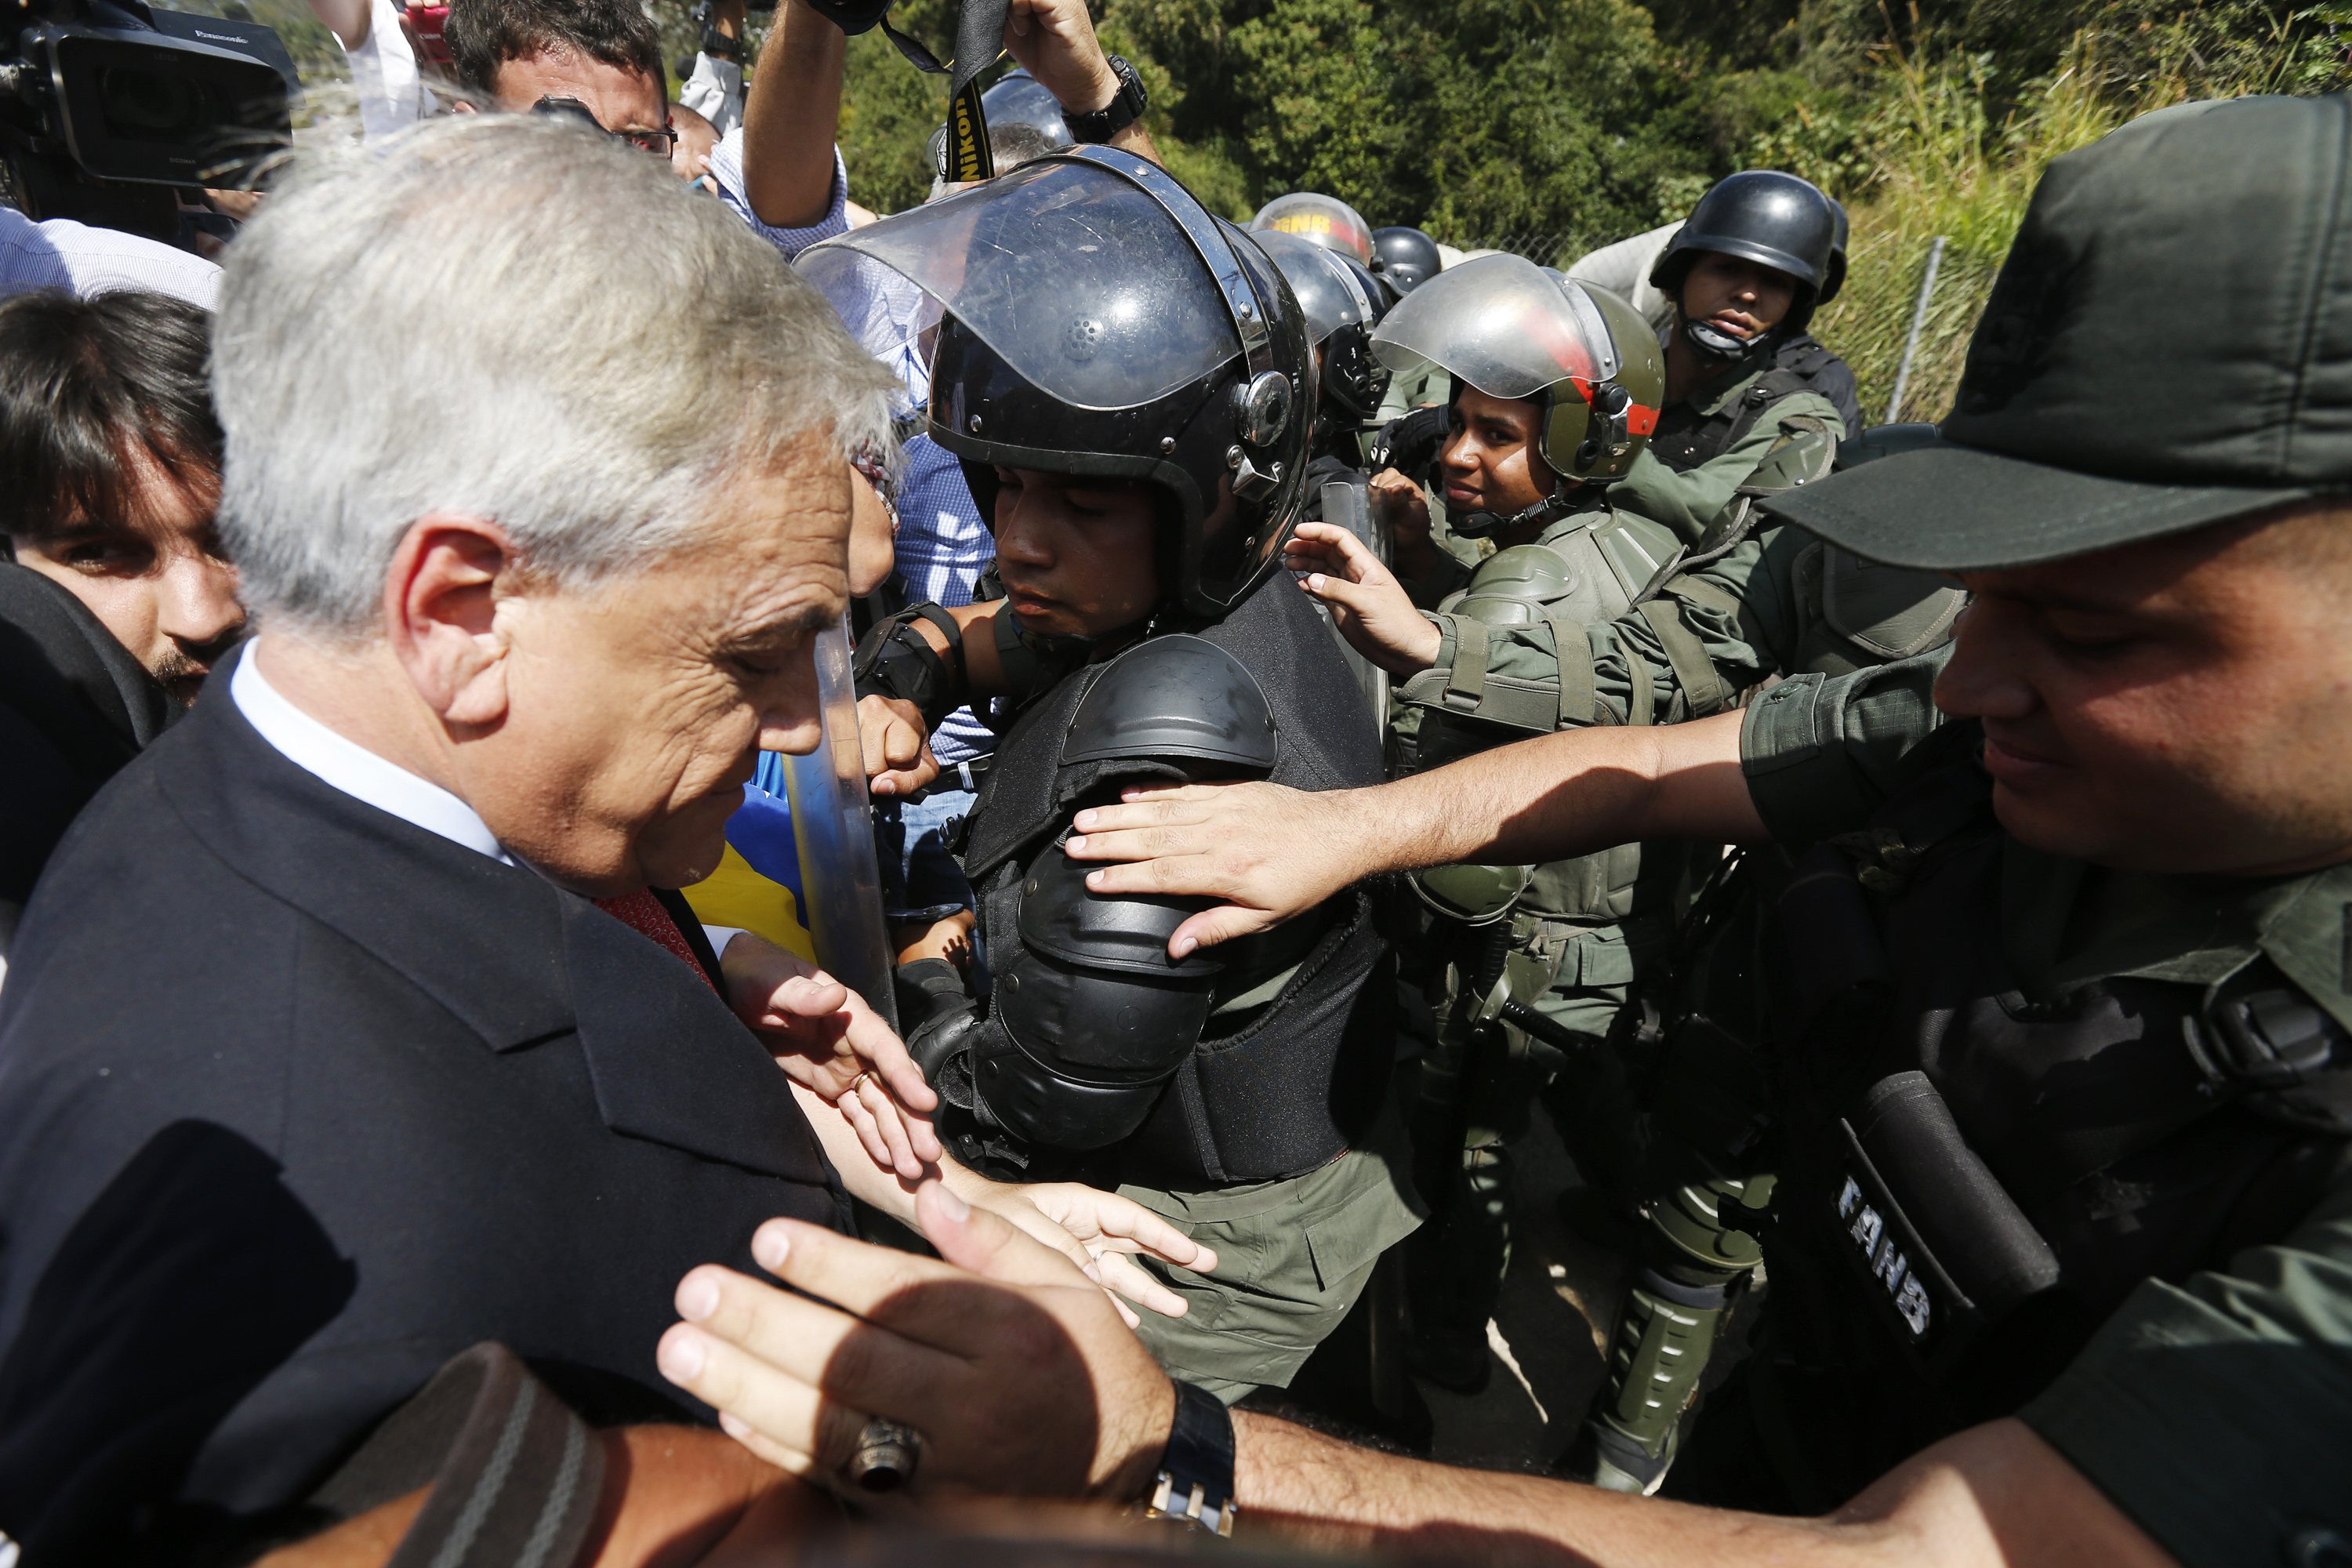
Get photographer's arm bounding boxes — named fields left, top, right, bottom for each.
left=740, top=0, right=848, bottom=228
left=306, top=0, right=372, bottom=52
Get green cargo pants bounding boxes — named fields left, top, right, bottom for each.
left=1120, top=1107, right=1425, bottom=1404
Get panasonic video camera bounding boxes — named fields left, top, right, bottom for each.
left=0, top=0, right=296, bottom=238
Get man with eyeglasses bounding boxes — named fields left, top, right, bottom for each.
left=446, top=0, right=680, bottom=162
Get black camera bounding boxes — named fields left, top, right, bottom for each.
left=1, top=0, right=295, bottom=237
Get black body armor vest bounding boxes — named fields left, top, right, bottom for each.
left=959, top=569, right=1395, bottom=1187
left=1649, top=338, right=1859, bottom=474
left=1746, top=739, right=2352, bottom=1506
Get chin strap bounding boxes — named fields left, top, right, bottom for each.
left=1451, top=486, right=1580, bottom=540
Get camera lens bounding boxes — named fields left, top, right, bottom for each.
left=98, top=64, right=206, bottom=137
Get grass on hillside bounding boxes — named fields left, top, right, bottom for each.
left=1813, top=6, right=2352, bottom=423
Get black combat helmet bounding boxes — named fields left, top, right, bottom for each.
left=1650, top=169, right=1840, bottom=358
left=1820, top=195, right=1850, bottom=307
left=1249, top=191, right=1374, bottom=266
left=797, top=147, right=1315, bottom=619
left=1370, top=225, right=1443, bottom=292
left=1254, top=228, right=1391, bottom=428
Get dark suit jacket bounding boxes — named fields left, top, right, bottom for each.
left=0, top=650, right=847, bottom=1559
left=0, top=562, right=179, bottom=953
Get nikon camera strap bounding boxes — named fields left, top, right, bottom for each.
left=880, top=1, right=1011, bottom=182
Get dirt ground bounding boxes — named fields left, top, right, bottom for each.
left=1417, top=1113, right=1629, bottom=1472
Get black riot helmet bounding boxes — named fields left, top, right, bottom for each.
left=797, top=147, right=1315, bottom=620
left=1253, top=228, right=1390, bottom=429
left=1819, top=195, right=1851, bottom=307
left=978, top=67, right=1075, bottom=150
left=1650, top=169, right=1840, bottom=358
left=1370, top=225, right=1443, bottom=292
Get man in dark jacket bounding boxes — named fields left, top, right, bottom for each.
left=0, top=115, right=1203, bottom=1564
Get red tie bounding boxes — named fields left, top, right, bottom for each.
left=593, top=890, right=717, bottom=992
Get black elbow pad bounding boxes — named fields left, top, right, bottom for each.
left=975, top=840, right=1223, bottom=1151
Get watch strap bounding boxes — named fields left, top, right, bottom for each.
left=1145, top=1379, right=1236, bottom=1536
left=1067, top=55, right=1146, bottom=144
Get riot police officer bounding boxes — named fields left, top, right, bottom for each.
left=1284, top=257, right=1965, bottom=1400
left=805, top=147, right=1423, bottom=1403
left=1249, top=190, right=1375, bottom=266
left=1370, top=224, right=1444, bottom=294
left=1277, top=255, right=1720, bottom=1388
left=1612, top=171, right=1858, bottom=539
left=1251, top=228, right=1392, bottom=479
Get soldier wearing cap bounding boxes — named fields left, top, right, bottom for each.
left=633, top=91, right=2352, bottom=1556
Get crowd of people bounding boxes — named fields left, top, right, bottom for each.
left=0, top=0, right=2346, bottom=1563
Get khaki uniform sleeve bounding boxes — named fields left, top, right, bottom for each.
left=1737, top=650, right=1953, bottom=843
left=1406, top=532, right=1778, bottom=736
left=2020, top=1167, right=2352, bottom=1568
left=1612, top=390, right=1846, bottom=541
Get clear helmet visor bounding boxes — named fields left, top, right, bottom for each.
left=1369, top=252, right=1620, bottom=402
left=1248, top=227, right=1369, bottom=346
left=796, top=158, right=1241, bottom=412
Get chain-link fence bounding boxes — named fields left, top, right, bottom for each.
left=1443, top=230, right=1584, bottom=267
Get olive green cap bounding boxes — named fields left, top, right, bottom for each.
left=1762, top=94, right=2352, bottom=570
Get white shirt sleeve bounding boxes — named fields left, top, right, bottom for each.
left=343, top=0, right=436, bottom=141
left=0, top=208, right=220, bottom=309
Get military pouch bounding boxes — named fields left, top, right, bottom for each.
left=1410, top=860, right=1533, bottom=926
left=1820, top=1070, right=2059, bottom=1375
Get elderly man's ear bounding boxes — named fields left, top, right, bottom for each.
left=383, top=514, right=521, bottom=729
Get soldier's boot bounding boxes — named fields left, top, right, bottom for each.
left=1559, top=1171, right=1770, bottom=1493
left=1561, top=1262, right=1736, bottom=1492
left=1403, top=1137, right=1513, bottom=1393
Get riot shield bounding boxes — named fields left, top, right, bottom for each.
left=780, top=619, right=901, bottom=1031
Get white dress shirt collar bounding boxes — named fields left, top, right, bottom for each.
left=231, top=643, right=512, bottom=865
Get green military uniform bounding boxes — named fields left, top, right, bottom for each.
left=1395, top=419, right=1884, bottom=1375
left=1402, top=423, right=1969, bottom=1411
left=1641, top=655, right=2352, bottom=1551
left=1646, top=92, right=2352, bottom=1551
left=1617, top=355, right=1844, bottom=539
left=1121, top=1105, right=1425, bottom=1404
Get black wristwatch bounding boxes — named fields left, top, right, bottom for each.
left=1065, top=54, right=1148, bottom=144
left=1143, top=1379, right=1236, bottom=1536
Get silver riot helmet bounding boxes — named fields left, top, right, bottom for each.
left=979, top=67, right=1076, bottom=148
left=1370, top=253, right=1664, bottom=536
left=797, top=147, right=1315, bottom=619
left=1248, top=190, right=1374, bottom=266
left=1251, top=228, right=1390, bottom=428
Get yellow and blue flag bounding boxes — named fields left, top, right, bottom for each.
left=680, top=753, right=818, bottom=962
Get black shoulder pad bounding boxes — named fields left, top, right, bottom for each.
left=1062, top=633, right=1279, bottom=774
left=1018, top=841, right=1227, bottom=978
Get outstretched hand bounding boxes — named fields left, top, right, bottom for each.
left=659, top=1182, right=1177, bottom=1504
left=965, top=1180, right=1219, bottom=1329
left=721, top=933, right=942, bottom=1180
left=1062, top=782, right=1371, bottom=956
left=1286, top=521, right=1443, bottom=677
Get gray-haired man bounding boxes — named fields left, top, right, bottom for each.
left=0, top=116, right=1205, bottom=1563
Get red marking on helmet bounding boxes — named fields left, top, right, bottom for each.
left=1627, top=403, right=1658, bottom=437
